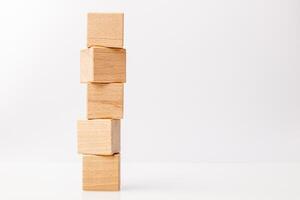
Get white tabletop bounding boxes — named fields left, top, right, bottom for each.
left=0, top=162, right=299, bottom=200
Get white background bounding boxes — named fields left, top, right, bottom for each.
left=0, top=0, right=299, bottom=163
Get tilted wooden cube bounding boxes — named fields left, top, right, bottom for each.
left=77, top=119, right=120, bottom=155
left=80, top=47, right=126, bottom=83
left=87, top=83, right=123, bottom=119
left=87, top=13, right=124, bottom=48
left=83, top=154, right=120, bottom=191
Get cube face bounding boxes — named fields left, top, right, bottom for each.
left=77, top=119, right=120, bottom=155
left=80, top=48, right=94, bottom=82
left=87, top=83, right=123, bottom=119
left=87, top=13, right=124, bottom=48
left=80, top=47, right=126, bottom=83
left=83, top=154, right=120, bottom=191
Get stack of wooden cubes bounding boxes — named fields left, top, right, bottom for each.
left=77, top=13, right=125, bottom=191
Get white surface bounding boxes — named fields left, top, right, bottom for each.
left=0, top=161, right=300, bottom=200
left=0, top=0, right=299, bottom=163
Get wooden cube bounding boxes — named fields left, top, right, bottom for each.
left=77, top=119, right=120, bottom=155
left=87, top=83, right=123, bottom=119
left=87, top=13, right=124, bottom=48
left=83, top=154, right=120, bottom=191
left=80, top=47, right=126, bottom=83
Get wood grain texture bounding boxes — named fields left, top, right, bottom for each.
left=87, top=13, right=124, bottom=48
left=80, top=47, right=126, bottom=83
left=87, top=83, right=123, bottom=119
left=77, top=119, right=120, bottom=155
left=83, top=154, right=120, bottom=191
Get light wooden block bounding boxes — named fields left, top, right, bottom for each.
left=80, top=47, right=126, bottom=83
left=77, top=119, right=120, bottom=155
left=87, top=13, right=124, bottom=48
left=83, top=154, right=120, bottom=191
left=87, top=83, right=123, bottom=119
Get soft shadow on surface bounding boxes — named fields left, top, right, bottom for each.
left=81, top=181, right=185, bottom=200
left=82, top=191, right=120, bottom=200
left=121, top=182, right=180, bottom=192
